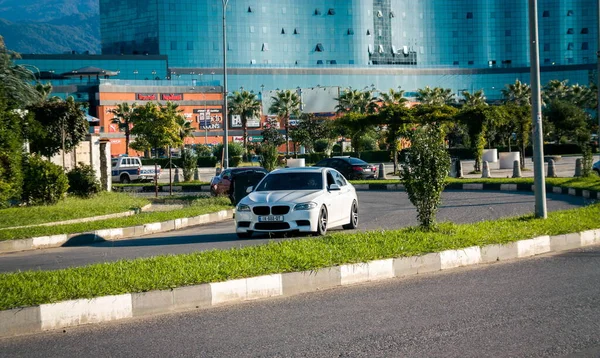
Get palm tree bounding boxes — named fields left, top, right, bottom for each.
left=335, top=88, right=378, bottom=114
left=268, top=89, right=302, bottom=156
left=568, top=83, right=595, bottom=110
left=228, top=90, right=261, bottom=158
left=110, top=102, right=137, bottom=155
left=416, top=86, right=455, bottom=106
left=379, top=87, right=408, bottom=106
left=0, top=37, right=42, bottom=107
left=460, top=89, right=488, bottom=107
left=175, top=116, right=194, bottom=151
left=542, top=79, right=569, bottom=104
left=501, top=79, right=531, bottom=106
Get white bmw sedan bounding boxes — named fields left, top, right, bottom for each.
left=235, top=167, right=359, bottom=238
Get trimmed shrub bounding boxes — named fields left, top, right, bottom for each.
left=22, top=155, right=69, bottom=205
left=180, top=148, right=197, bottom=181
left=67, top=163, right=102, bottom=198
left=212, top=142, right=244, bottom=167
left=257, top=144, right=279, bottom=172
left=197, top=156, right=218, bottom=168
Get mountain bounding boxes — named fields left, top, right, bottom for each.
left=0, top=0, right=100, bottom=54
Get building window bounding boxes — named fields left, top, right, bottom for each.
left=581, top=28, right=589, bottom=34
left=378, top=45, right=384, bottom=53
left=315, top=43, right=324, bottom=52
left=250, top=26, right=255, bottom=33
left=326, top=60, right=337, bottom=64
left=347, top=28, right=354, bottom=35
left=490, top=12, right=496, bottom=19
left=567, top=10, right=573, bottom=16
left=466, top=12, right=473, bottom=19
left=248, top=6, right=252, bottom=13
left=187, top=41, right=193, bottom=50
left=170, top=24, right=176, bottom=32
left=452, top=12, right=458, bottom=19
left=488, top=60, right=496, bottom=67
left=281, top=28, right=285, bottom=34
left=582, top=42, right=589, bottom=50
left=170, top=41, right=177, bottom=50
left=567, top=28, right=574, bottom=34
left=505, top=30, right=511, bottom=36
left=505, top=44, right=512, bottom=53
left=567, top=43, right=574, bottom=50
left=366, top=29, right=371, bottom=36
left=317, top=60, right=323, bottom=65
left=453, top=61, right=459, bottom=65
left=567, top=58, right=574, bottom=64
left=468, top=60, right=474, bottom=65
left=377, top=10, right=383, bottom=18
left=328, top=8, right=335, bottom=15
left=390, top=11, right=395, bottom=18
left=262, top=43, right=269, bottom=51
left=542, top=10, right=549, bottom=17
left=467, top=44, right=474, bottom=53
left=314, top=8, right=321, bottom=15
left=452, top=31, right=458, bottom=38
left=544, top=43, right=550, bottom=51
left=505, top=11, right=511, bottom=18
left=294, top=28, right=299, bottom=34
left=544, top=59, right=551, bottom=64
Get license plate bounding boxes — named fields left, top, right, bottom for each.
left=364, top=168, right=371, bottom=172
left=258, top=215, right=284, bottom=222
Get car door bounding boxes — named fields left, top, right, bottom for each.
left=332, top=159, right=352, bottom=179
left=324, top=169, right=344, bottom=224
left=331, top=170, right=353, bottom=223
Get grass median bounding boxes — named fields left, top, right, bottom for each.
left=0, top=192, right=150, bottom=230
left=0, top=196, right=232, bottom=242
left=0, top=198, right=599, bottom=311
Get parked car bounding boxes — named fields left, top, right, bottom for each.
left=111, top=155, right=160, bottom=183
left=235, top=167, right=359, bottom=238
left=210, top=167, right=268, bottom=196
left=313, top=156, right=377, bottom=180
left=593, top=160, right=600, bottom=175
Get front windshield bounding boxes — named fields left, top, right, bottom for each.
left=255, top=172, right=323, bottom=191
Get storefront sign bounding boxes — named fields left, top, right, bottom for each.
left=161, top=93, right=183, bottom=101
left=194, top=108, right=222, bottom=129
left=136, top=93, right=157, bottom=101
left=231, top=115, right=261, bottom=128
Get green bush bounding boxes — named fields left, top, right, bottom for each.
left=297, top=152, right=328, bottom=164
left=196, top=156, right=218, bottom=168
left=314, top=139, right=330, bottom=153
left=213, top=142, right=244, bottom=167
left=22, top=155, right=69, bottom=205
left=257, top=144, right=279, bottom=171
left=180, top=148, right=197, bottom=182
left=67, top=163, right=102, bottom=198
left=402, top=125, right=450, bottom=230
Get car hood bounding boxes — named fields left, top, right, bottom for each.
left=243, top=190, right=323, bottom=204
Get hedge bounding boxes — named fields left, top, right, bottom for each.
left=141, top=156, right=218, bottom=168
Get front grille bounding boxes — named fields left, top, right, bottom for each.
left=271, top=206, right=290, bottom=215
left=237, top=221, right=251, bottom=228
left=296, top=220, right=311, bottom=226
left=254, top=222, right=290, bottom=230
left=253, top=206, right=270, bottom=215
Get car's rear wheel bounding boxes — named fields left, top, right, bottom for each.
left=343, top=200, right=358, bottom=230
left=120, top=174, right=131, bottom=184
left=237, top=231, right=253, bottom=239
left=315, top=205, right=328, bottom=236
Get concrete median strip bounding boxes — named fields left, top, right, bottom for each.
left=0, top=209, right=234, bottom=254
left=2, top=228, right=599, bottom=338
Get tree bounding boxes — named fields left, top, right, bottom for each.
left=335, top=112, right=376, bottom=158
left=268, top=89, right=302, bottom=156
left=0, top=97, right=24, bottom=207
left=0, top=36, right=42, bottom=108
left=261, top=117, right=285, bottom=146
left=290, top=114, right=336, bottom=154
left=371, top=104, right=414, bottom=173
left=416, top=86, right=455, bottom=106
left=26, top=97, right=89, bottom=159
left=501, top=79, right=531, bottom=106
left=543, top=100, right=591, bottom=144
left=130, top=102, right=182, bottom=155
left=335, top=88, right=378, bottom=114
left=460, top=90, right=488, bottom=107
left=110, top=103, right=136, bottom=155
left=175, top=115, right=194, bottom=151
left=401, top=124, right=451, bottom=231
left=228, top=90, right=261, bottom=159
left=379, top=87, right=408, bottom=106
left=542, top=79, right=569, bottom=104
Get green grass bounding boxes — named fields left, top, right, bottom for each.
left=0, top=196, right=232, bottom=241
left=0, top=192, right=150, bottom=230
left=0, top=202, right=599, bottom=311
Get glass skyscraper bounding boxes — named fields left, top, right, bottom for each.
left=99, top=0, right=598, bottom=99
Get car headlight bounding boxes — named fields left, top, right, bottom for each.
left=237, top=204, right=251, bottom=212
left=294, top=202, right=318, bottom=211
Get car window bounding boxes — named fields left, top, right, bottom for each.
left=348, top=158, right=368, bottom=165
left=221, top=170, right=231, bottom=179
left=332, top=171, right=347, bottom=186
left=326, top=171, right=336, bottom=187
left=256, top=172, right=323, bottom=191
left=314, top=159, right=330, bottom=167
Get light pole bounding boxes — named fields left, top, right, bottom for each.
left=528, top=0, right=547, bottom=218
left=222, top=0, right=230, bottom=169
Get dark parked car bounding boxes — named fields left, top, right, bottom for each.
left=313, top=156, right=377, bottom=180
left=210, top=167, right=268, bottom=196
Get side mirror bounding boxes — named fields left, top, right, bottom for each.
left=329, top=184, right=341, bottom=191
left=223, top=175, right=231, bottom=180
left=246, top=186, right=254, bottom=193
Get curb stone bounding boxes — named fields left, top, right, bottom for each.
left=2, top=228, right=599, bottom=338
left=0, top=210, right=234, bottom=254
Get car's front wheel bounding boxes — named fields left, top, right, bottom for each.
left=315, top=205, right=328, bottom=236
left=237, top=231, right=253, bottom=239
left=342, top=200, right=358, bottom=230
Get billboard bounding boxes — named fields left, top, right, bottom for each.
left=194, top=109, right=222, bottom=129
left=231, top=115, right=261, bottom=128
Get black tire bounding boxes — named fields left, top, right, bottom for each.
left=120, top=174, right=131, bottom=184
left=315, top=205, right=328, bottom=236
left=342, top=200, right=359, bottom=230
left=237, top=231, right=253, bottom=239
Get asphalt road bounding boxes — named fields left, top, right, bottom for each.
left=0, top=190, right=589, bottom=273
left=2, top=245, right=599, bottom=357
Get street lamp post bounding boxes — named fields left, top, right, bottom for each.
left=222, top=0, right=230, bottom=169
